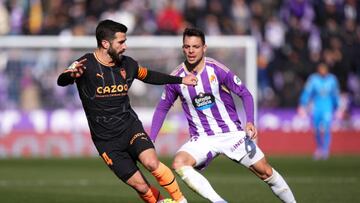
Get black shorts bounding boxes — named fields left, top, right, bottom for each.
left=93, top=120, right=155, bottom=182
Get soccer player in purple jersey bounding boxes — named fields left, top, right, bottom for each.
left=150, top=28, right=296, bottom=203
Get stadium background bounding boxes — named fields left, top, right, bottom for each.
left=1, top=1, right=360, bottom=203
left=1, top=0, right=359, bottom=157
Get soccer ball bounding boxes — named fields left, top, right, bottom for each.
left=157, top=198, right=177, bottom=203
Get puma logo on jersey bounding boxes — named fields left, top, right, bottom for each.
left=96, top=73, right=104, bottom=79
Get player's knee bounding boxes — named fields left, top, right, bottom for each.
left=172, top=152, right=195, bottom=170
left=261, top=167, right=274, bottom=180
left=172, top=157, right=187, bottom=170
left=251, top=160, right=274, bottom=180
left=256, top=165, right=273, bottom=180
left=143, top=158, right=160, bottom=172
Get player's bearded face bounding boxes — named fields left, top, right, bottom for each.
left=108, top=32, right=127, bottom=62
left=108, top=45, right=122, bottom=62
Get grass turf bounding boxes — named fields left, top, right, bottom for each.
left=0, top=156, right=359, bottom=203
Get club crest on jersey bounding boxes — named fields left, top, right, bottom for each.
left=192, top=92, right=215, bottom=110
left=234, top=75, right=242, bottom=85
left=120, top=68, right=126, bottom=79
left=209, top=74, right=217, bottom=84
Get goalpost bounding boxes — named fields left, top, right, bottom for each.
left=0, top=35, right=257, bottom=156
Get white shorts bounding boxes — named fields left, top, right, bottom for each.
left=177, top=131, right=264, bottom=169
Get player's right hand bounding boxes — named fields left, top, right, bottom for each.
left=245, top=122, right=257, bottom=140
left=182, top=73, right=198, bottom=86
left=68, top=58, right=87, bottom=78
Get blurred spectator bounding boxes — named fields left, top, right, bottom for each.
left=156, top=0, right=184, bottom=35
left=183, top=0, right=205, bottom=28
left=8, top=0, right=25, bottom=35
left=203, top=14, right=221, bottom=35
left=0, top=0, right=9, bottom=35
left=265, top=15, right=285, bottom=49
left=20, top=66, right=40, bottom=111
left=100, top=1, right=136, bottom=34
left=28, top=0, right=43, bottom=34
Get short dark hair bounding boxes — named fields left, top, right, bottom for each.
left=95, top=20, right=128, bottom=48
left=183, top=27, right=205, bottom=45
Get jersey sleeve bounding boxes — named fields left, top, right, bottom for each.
left=57, top=71, right=74, bottom=86
left=150, top=84, right=179, bottom=141
left=220, top=69, right=254, bottom=124
left=137, top=66, right=182, bottom=85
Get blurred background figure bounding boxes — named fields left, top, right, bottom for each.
left=298, top=63, right=341, bottom=160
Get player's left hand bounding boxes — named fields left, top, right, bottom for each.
left=182, top=73, right=198, bottom=86
left=245, top=122, right=257, bottom=140
left=68, top=58, right=87, bottom=78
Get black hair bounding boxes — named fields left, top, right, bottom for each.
left=183, top=27, right=205, bottom=45
left=95, top=20, right=128, bottom=48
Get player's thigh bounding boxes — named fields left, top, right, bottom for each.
left=241, top=139, right=264, bottom=167
left=94, top=139, right=139, bottom=183
left=322, top=111, right=333, bottom=128
left=235, top=136, right=265, bottom=168
left=313, top=111, right=326, bottom=128
left=126, top=120, right=155, bottom=160
left=212, top=131, right=263, bottom=167
left=177, top=136, right=214, bottom=169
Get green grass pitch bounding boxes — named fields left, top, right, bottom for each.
left=0, top=156, right=359, bottom=203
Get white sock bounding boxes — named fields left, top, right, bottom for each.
left=264, top=168, right=296, bottom=203
left=176, top=166, right=226, bottom=203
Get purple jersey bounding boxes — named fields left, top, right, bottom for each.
left=150, top=57, right=254, bottom=140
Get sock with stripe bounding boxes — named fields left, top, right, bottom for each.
left=139, top=185, right=163, bottom=203
left=151, top=162, right=185, bottom=202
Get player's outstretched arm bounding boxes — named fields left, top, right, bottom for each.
left=139, top=67, right=197, bottom=86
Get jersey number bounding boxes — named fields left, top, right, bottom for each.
left=101, top=152, right=113, bottom=166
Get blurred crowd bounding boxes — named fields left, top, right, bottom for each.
left=0, top=0, right=360, bottom=111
